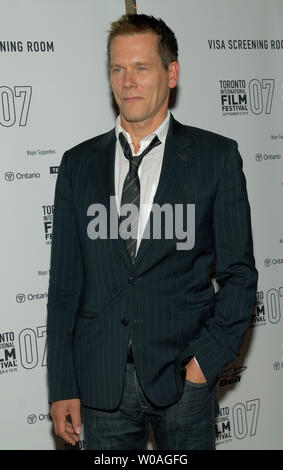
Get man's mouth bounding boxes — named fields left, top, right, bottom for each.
left=123, top=96, right=143, bottom=101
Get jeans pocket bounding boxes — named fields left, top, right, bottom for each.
left=185, top=379, right=209, bottom=389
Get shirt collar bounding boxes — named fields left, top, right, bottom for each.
left=115, top=111, right=170, bottom=154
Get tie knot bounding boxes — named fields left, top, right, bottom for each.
left=119, top=132, right=161, bottom=175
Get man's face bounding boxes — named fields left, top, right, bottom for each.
left=109, top=32, right=179, bottom=126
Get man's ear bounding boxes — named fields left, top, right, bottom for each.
left=168, top=61, right=179, bottom=89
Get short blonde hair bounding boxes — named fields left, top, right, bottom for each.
left=107, top=14, right=178, bottom=69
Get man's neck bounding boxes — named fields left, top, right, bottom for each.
left=120, top=110, right=169, bottom=153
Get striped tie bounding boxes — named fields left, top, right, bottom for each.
left=119, top=132, right=161, bottom=264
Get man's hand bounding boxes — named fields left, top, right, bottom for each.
left=185, top=358, right=207, bottom=383
left=50, top=398, right=82, bottom=446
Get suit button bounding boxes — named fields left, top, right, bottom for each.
left=121, top=318, right=129, bottom=327
left=128, top=276, right=137, bottom=285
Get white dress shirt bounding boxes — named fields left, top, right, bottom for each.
left=114, top=111, right=170, bottom=253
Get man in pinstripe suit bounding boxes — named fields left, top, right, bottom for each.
left=47, top=14, right=258, bottom=450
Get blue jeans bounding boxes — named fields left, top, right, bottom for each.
left=82, top=362, right=216, bottom=450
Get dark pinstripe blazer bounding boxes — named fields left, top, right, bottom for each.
left=47, top=114, right=258, bottom=412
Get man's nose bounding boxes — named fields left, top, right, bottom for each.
left=123, top=69, right=137, bottom=88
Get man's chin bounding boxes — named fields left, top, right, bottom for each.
left=120, top=111, right=149, bottom=124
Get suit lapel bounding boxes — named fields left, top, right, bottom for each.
left=90, top=129, right=133, bottom=269
left=133, top=116, right=196, bottom=270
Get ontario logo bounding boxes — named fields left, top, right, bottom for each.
left=4, top=171, right=14, bottom=181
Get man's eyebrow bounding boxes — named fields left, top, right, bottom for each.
left=135, top=61, right=152, bottom=66
left=110, top=62, right=152, bottom=67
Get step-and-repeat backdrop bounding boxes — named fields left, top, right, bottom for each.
left=1, top=0, right=282, bottom=450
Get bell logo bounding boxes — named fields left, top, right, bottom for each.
left=5, top=172, right=14, bottom=181
left=16, top=293, right=26, bottom=303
